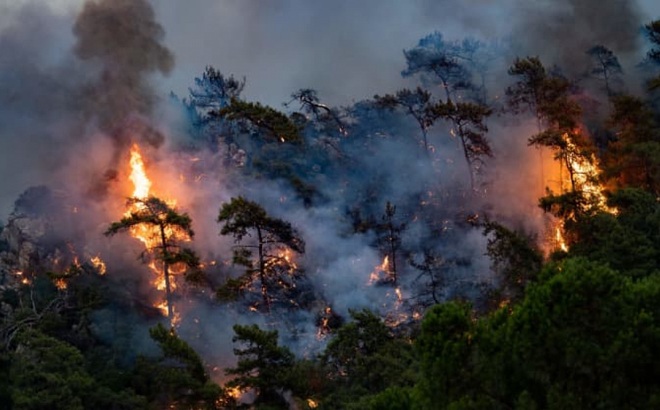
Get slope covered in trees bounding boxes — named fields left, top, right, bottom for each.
left=1, top=8, right=660, bottom=409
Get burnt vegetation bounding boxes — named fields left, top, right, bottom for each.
left=2, top=5, right=660, bottom=409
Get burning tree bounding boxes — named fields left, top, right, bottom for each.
left=506, top=57, right=614, bottom=250
left=376, top=201, right=405, bottom=286
left=105, top=196, right=200, bottom=322
left=217, top=196, right=305, bottom=312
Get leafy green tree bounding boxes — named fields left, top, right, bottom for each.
left=8, top=328, right=146, bottom=410
left=411, top=258, right=660, bottom=409
left=321, top=310, right=415, bottom=408
left=500, top=258, right=660, bottom=409
left=568, top=188, right=660, bottom=277
left=132, top=324, right=222, bottom=409
left=225, top=324, right=295, bottom=408
left=348, top=386, right=412, bottom=410
left=217, top=196, right=305, bottom=312
left=8, top=329, right=94, bottom=410
left=603, top=94, right=660, bottom=196
left=412, top=302, right=476, bottom=409
left=105, top=196, right=201, bottom=321
left=482, top=220, right=543, bottom=303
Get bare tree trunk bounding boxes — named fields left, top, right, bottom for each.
left=257, top=227, right=270, bottom=313
left=160, top=224, right=173, bottom=323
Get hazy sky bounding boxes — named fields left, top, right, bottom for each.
left=2, top=0, right=660, bottom=107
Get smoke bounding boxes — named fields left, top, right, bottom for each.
left=512, top=0, right=643, bottom=74
left=2, top=0, right=660, bottom=397
left=73, top=0, right=173, bottom=137
left=0, top=2, right=82, bottom=218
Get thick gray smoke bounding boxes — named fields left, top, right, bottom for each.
left=512, top=0, right=643, bottom=74
left=73, top=0, right=173, bottom=137
left=72, top=0, right=175, bottom=198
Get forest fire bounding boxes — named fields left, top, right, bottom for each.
left=562, top=133, right=614, bottom=213
left=124, top=144, right=181, bottom=324
left=547, top=132, right=616, bottom=253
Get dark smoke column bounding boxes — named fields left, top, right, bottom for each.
left=73, top=0, right=174, bottom=196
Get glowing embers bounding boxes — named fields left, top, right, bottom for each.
left=15, top=271, right=30, bottom=285
left=368, top=255, right=393, bottom=285
left=90, top=255, right=107, bottom=275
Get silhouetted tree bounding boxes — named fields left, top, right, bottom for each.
left=217, top=197, right=305, bottom=312
left=286, top=88, right=346, bottom=135
left=430, top=101, right=493, bottom=190
left=374, top=87, right=437, bottom=153
left=216, top=98, right=302, bottom=144
left=402, top=32, right=476, bottom=103
left=585, top=45, right=623, bottom=97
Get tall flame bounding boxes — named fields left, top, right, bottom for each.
left=125, top=144, right=179, bottom=325
left=129, top=144, right=151, bottom=199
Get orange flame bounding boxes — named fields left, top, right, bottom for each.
left=125, top=144, right=179, bottom=325
left=546, top=133, right=617, bottom=253
left=368, top=256, right=390, bottom=284
left=54, top=278, right=68, bottom=291
left=91, top=255, right=106, bottom=275
left=555, top=224, right=568, bottom=252
left=562, top=134, right=616, bottom=214
left=129, top=144, right=151, bottom=199
left=226, top=387, right=243, bottom=400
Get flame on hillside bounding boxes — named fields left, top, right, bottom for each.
left=368, top=256, right=391, bottom=284
left=125, top=144, right=181, bottom=325
left=548, top=133, right=617, bottom=252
